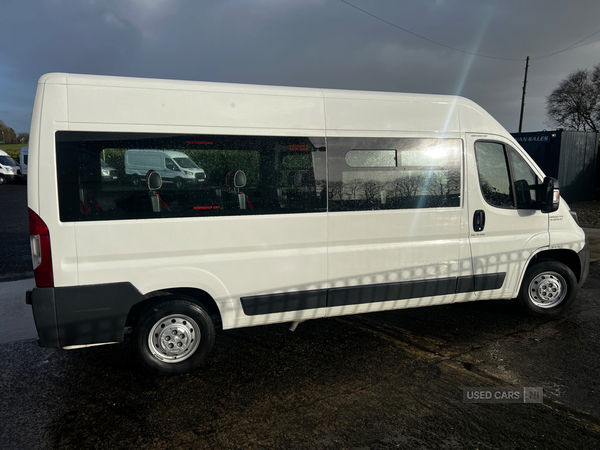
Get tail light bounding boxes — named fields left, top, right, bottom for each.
left=28, top=208, right=54, bottom=287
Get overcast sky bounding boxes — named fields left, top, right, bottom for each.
left=1, top=0, right=600, bottom=135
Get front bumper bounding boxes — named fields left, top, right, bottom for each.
left=578, top=235, right=590, bottom=287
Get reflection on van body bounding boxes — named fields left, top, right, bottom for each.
left=125, top=149, right=206, bottom=189
left=26, top=74, right=588, bottom=375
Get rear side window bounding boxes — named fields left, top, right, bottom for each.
left=328, top=138, right=462, bottom=212
left=55, top=132, right=326, bottom=222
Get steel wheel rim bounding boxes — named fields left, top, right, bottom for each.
left=528, top=271, right=567, bottom=308
left=148, top=314, right=201, bottom=363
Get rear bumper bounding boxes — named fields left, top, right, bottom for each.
left=26, top=288, right=60, bottom=348
left=578, top=236, right=590, bottom=287
left=26, top=283, right=143, bottom=348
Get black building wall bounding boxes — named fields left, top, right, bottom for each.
left=512, top=130, right=599, bottom=203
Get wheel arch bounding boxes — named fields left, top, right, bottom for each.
left=125, top=288, right=223, bottom=330
left=528, top=249, right=581, bottom=282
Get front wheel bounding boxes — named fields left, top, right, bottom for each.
left=0, top=175, right=6, bottom=185
left=133, top=297, right=215, bottom=375
left=516, top=260, right=578, bottom=317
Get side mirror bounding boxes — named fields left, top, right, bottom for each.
left=540, top=176, right=560, bottom=213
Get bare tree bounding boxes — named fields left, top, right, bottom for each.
left=546, top=65, right=600, bottom=132
left=426, top=169, right=461, bottom=207
left=393, top=173, right=425, bottom=198
left=344, top=178, right=363, bottom=200
left=329, top=181, right=344, bottom=201
left=362, top=180, right=382, bottom=205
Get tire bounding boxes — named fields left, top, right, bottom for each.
left=0, top=175, right=6, bottom=185
left=516, top=260, right=578, bottom=317
left=174, top=177, right=183, bottom=189
left=133, top=296, right=215, bottom=375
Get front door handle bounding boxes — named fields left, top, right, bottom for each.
left=473, top=210, right=485, bottom=232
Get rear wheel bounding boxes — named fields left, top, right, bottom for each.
left=516, top=260, right=578, bottom=317
left=133, top=296, right=215, bottom=375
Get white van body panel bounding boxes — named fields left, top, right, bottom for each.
left=26, top=73, right=588, bottom=353
left=33, top=82, right=79, bottom=287
left=65, top=74, right=326, bottom=135
left=74, top=213, right=328, bottom=329
left=549, top=199, right=586, bottom=251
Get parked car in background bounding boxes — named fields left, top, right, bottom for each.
left=0, top=149, right=22, bottom=184
left=101, top=159, right=118, bottom=183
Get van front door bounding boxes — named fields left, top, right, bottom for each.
left=466, top=134, right=549, bottom=300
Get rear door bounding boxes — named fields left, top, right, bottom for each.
left=466, top=134, right=549, bottom=299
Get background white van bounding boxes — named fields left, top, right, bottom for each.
left=125, top=149, right=206, bottom=188
left=19, top=146, right=28, bottom=180
left=0, top=149, right=21, bottom=184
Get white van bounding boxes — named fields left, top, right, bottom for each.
left=20, top=146, right=28, bottom=180
left=26, top=73, right=589, bottom=375
left=0, top=149, right=21, bottom=184
left=125, top=149, right=206, bottom=188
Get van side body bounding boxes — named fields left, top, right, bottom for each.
left=26, top=73, right=588, bottom=374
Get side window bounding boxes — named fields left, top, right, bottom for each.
left=508, top=146, right=538, bottom=209
left=328, top=138, right=461, bottom=212
left=56, top=132, right=326, bottom=222
left=474, top=142, right=513, bottom=208
left=165, top=158, right=178, bottom=171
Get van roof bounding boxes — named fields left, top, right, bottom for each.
left=0, top=150, right=8, bottom=156
left=126, top=149, right=189, bottom=158
left=37, top=73, right=509, bottom=137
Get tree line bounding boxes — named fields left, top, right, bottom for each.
left=329, top=170, right=460, bottom=209
left=0, top=120, right=28, bottom=144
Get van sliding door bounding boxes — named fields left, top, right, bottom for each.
left=326, top=136, right=472, bottom=315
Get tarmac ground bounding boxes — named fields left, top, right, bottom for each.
left=2, top=183, right=600, bottom=449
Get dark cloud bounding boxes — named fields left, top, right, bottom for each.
left=1, top=0, right=600, bottom=133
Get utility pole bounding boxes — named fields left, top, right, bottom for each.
left=518, top=56, right=530, bottom=133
